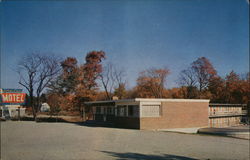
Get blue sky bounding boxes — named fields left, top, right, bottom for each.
left=1, top=0, right=249, bottom=92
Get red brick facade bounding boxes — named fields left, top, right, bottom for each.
left=86, top=99, right=210, bottom=130
left=140, top=101, right=209, bottom=130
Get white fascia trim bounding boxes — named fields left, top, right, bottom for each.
left=85, top=98, right=210, bottom=104
left=85, top=100, right=114, bottom=104
left=85, top=99, right=136, bottom=104
left=135, top=98, right=210, bottom=103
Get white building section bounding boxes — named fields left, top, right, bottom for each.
left=140, top=105, right=160, bottom=117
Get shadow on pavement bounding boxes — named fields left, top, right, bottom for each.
left=8, top=117, right=136, bottom=130
left=10, top=116, right=73, bottom=123
left=16, top=117, right=116, bottom=128
left=101, top=151, right=198, bottom=160
left=36, top=117, right=69, bottom=123
left=77, top=120, right=115, bottom=128
left=198, top=126, right=250, bottom=140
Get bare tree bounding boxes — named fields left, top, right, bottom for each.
left=99, top=63, right=115, bottom=100
left=178, top=57, right=217, bottom=98
left=113, top=66, right=126, bottom=86
left=191, top=57, right=217, bottom=92
left=17, top=53, right=61, bottom=119
left=179, top=67, right=197, bottom=87
left=99, top=62, right=126, bottom=100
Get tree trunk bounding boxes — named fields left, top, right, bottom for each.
left=30, top=93, right=36, bottom=120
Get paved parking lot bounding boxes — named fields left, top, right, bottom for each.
left=1, top=121, right=249, bottom=160
left=198, top=125, right=250, bottom=139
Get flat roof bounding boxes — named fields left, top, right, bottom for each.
left=85, top=98, right=210, bottom=105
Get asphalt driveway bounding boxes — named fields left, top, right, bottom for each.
left=1, top=121, right=249, bottom=160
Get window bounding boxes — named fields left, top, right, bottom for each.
left=128, top=105, right=134, bottom=116
left=128, top=105, right=139, bottom=117
left=107, top=107, right=114, bottom=115
left=116, top=105, right=127, bottom=117
left=107, top=107, right=110, bottom=114
left=103, top=107, right=107, bottom=114
left=141, top=105, right=160, bottom=117
left=124, top=106, right=127, bottom=116
left=117, top=107, right=120, bottom=116
left=96, top=107, right=101, bottom=114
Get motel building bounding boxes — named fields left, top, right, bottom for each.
left=0, top=88, right=26, bottom=119
left=85, top=98, right=247, bottom=130
left=209, top=103, right=248, bottom=127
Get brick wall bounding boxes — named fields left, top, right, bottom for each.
left=140, top=101, right=209, bottom=130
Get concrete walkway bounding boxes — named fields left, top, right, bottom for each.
left=158, top=127, right=201, bottom=134
left=198, top=125, right=250, bottom=139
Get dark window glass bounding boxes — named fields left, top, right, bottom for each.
left=128, top=105, right=134, bottom=116
left=117, top=107, right=120, bottom=116
left=96, top=107, right=101, bottom=114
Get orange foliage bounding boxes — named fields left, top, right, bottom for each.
left=136, top=68, right=170, bottom=98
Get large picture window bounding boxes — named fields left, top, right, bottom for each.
left=96, top=107, right=101, bottom=114
left=141, top=105, right=160, bottom=117
left=116, top=105, right=127, bottom=117
left=128, top=105, right=139, bottom=117
left=107, top=107, right=114, bottom=115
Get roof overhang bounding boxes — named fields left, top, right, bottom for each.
left=85, top=98, right=210, bottom=106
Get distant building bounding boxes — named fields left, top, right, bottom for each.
left=40, top=103, right=50, bottom=112
left=0, top=88, right=26, bottom=119
left=209, top=104, right=247, bottom=127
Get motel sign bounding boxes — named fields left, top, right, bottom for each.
left=0, top=89, right=26, bottom=105
left=1, top=93, right=26, bottom=104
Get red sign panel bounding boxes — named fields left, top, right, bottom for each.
left=1, top=93, right=26, bottom=104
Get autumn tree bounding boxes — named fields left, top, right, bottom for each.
left=208, top=76, right=226, bottom=103
left=46, top=93, right=62, bottom=116
left=224, top=71, right=248, bottom=103
left=168, top=88, right=183, bottom=98
left=47, top=57, right=80, bottom=113
left=114, top=83, right=127, bottom=99
left=240, top=73, right=250, bottom=104
left=48, top=57, right=79, bottom=94
left=178, top=57, right=217, bottom=98
left=136, top=68, right=170, bottom=98
left=60, top=57, right=79, bottom=93
left=80, top=51, right=106, bottom=91
left=46, top=51, right=106, bottom=116
left=75, top=51, right=106, bottom=117
left=207, top=71, right=249, bottom=104
left=17, top=53, right=61, bottom=119
left=96, top=91, right=109, bottom=101
left=125, top=87, right=138, bottom=99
